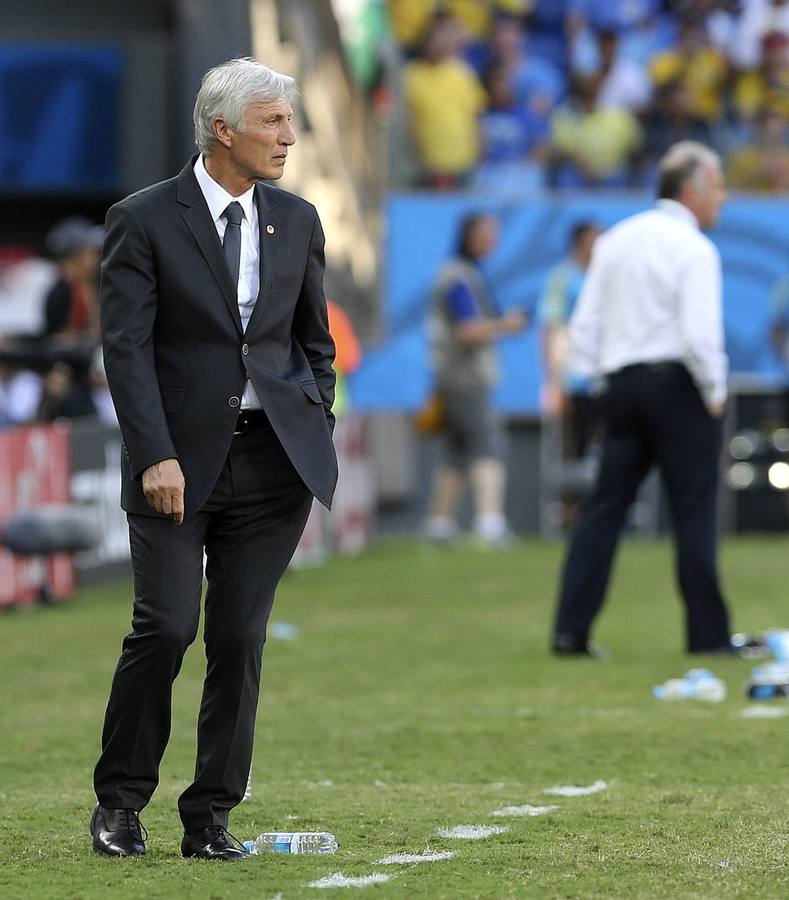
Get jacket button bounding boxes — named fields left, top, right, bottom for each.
left=228, top=396, right=240, bottom=408
left=242, top=343, right=249, bottom=356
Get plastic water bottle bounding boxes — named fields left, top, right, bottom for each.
left=653, top=668, right=726, bottom=702
left=764, top=630, right=789, bottom=663
left=242, top=832, right=338, bottom=855
left=745, top=662, right=789, bottom=700
left=731, top=633, right=771, bottom=659
left=731, top=629, right=789, bottom=661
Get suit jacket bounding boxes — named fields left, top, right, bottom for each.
left=100, top=157, right=338, bottom=514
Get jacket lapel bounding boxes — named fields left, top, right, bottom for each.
left=245, top=182, right=281, bottom=336
left=176, top=159, right=243, bottom=335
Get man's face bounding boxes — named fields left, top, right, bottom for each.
left=575, top=227, right=601, bottom=267
left=227, top=98, right=296, bottom=181
left=470, top=217, right=499, bottom=258
left=691, top=162, right=727, bottom=229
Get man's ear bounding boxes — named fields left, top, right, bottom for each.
left=212, top=118, right=233, bottom=149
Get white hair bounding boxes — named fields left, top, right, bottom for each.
left=657, top=141, right=721, bottom=199
left=193, top=57, right=298, bottom=154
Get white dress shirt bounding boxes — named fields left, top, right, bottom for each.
left=568, top=199, right=728, bottom=410
left=193, top=154, right=262, bottom=410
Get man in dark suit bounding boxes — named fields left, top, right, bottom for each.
left=91, top=58, right=337, bottom=861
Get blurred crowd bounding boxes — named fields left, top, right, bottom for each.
left=392, top=0, right=789, bottom=190
left=0, top=217, right=116, bottom=430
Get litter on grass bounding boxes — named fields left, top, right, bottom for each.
left=732, top=629, right=789, bottom=661
left=270, top=621, right=300, bottom=640
left=653, top=668, right=726, bottom=701
left=436, top=825, right=508, bottom=839
left=491, top=804, right=558, bottom=817
left=308, top=873, right=392, bottom=889
left=543, top=780, right=611, bottom=797
left=744, top=661, right=789, bottom=700
left=377, top=851, right=456, bottom=864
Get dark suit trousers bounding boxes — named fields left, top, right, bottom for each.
left=553, top=363, right=731, bottom=652
left=93, top=415, right=313, bottom=831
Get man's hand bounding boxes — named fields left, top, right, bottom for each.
left=499, top=309, right=528, bottom=335
left=142, top=458, right=185, bottom=524
left=541, top=381, right=566, bottom=418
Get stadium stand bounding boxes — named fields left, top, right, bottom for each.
left=393, top=0, right=788, bottom=191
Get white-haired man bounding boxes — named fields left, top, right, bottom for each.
left=551, top=141, right=734, bottom=657
left=91, top=58, right=337, bottom=860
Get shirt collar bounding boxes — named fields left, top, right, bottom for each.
left=193, top=154, right=256, bottom=225
left=656, top=198, right=699, bottom=230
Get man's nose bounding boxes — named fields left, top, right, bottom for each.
left=281, top=123, right=296, bottom=145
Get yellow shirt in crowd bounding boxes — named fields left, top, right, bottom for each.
left=734, top=68, right=789, bottom=121
left=650, top=46, right=728, bottom=120
left=727, top=145, right=789, bottom=191
left=389, top=0, right=531, bottom=47
left=551, top=106, right=641, bottom=179
left=404, top=58, right=486, bottom=175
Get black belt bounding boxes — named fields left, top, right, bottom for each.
left=612, top=361, right=685, bottom=377
left=233, top=409, right=270, bottom=435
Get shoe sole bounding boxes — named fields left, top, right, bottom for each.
left=92, top=843, right=146, bottom=857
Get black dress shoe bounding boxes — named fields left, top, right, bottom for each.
left=90, top=804, right=146, bottom=857
left=181, top=825, right=249, bottom=861
left=552, top=634, right=608, bottom=659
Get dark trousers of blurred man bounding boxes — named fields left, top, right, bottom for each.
left=553, top=362, right=731, bottom=652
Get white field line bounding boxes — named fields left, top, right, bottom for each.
left=543, top=779, right=611, bottom=797
left=491, top=804, right=559, bottom=817
left=738, top=705, right=789, bottom=718
left=377, top=851, right=456, bottom=864
left=308, top=873, right=392, bottom=889
left=436, top=824, right=508, bottom=839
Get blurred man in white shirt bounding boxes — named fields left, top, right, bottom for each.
left=552, top=141, right=734, bottom=656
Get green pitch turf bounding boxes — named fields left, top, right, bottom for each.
left=1, top=537, right=788, bottom=899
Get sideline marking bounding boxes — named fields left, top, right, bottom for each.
left=491, top=804, right=559, bottom=817
left=377, top=851, right=456, bottom=864
left=738, top=706, right=789, bottom=718
left=544, top=780, right=611, bottom=796
left=437, top=825, right=508, bottom=839
left=309, top=873, right=392, bottom=889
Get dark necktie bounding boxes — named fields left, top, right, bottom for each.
left=222, top=201, right=243, bottom=292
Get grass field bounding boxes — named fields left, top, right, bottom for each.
left=1, top=536, right=788, bottom=899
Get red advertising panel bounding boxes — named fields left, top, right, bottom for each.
left=330, top=414, right=374, bottom=554
left=0, top=424, right=73, bottom=607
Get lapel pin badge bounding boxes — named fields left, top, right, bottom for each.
left=266, top=224, right=275, bottom=234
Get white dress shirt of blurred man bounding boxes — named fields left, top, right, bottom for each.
left=551, top=141, right=734, bottom=657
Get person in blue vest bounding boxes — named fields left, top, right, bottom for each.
left=424, top=212, right=526, bottom=546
